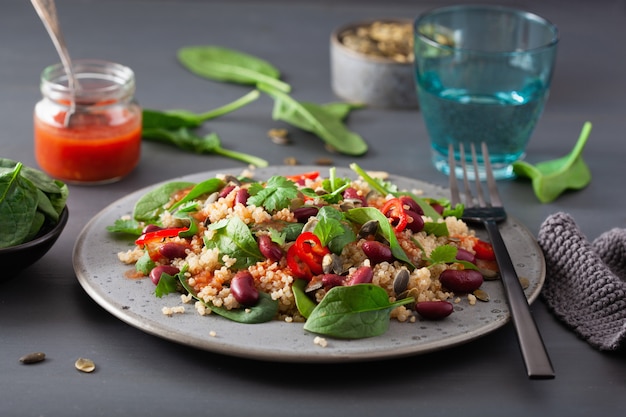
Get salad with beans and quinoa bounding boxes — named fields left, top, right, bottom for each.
left=108, top=164, right=498, bottom=339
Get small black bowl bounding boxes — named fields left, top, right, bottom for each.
left=0, top=206, right=69, bottom=280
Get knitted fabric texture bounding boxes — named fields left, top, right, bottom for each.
left=538, top=212, right=626, bottom=351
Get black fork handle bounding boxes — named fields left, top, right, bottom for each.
left=484, top=219, right=555, bottom=379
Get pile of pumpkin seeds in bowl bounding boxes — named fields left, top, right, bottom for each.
left=338, top=20, right=414, bottom=63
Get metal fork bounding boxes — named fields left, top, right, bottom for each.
left=448, top=142, right=555, bottom=379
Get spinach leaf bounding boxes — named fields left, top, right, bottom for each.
left=258, top=83, right=368, bottom=156
left=0, top=163, right=40, bottom=248
left=143, top=90, right=260, bottom=130
left=133, top=181, right=195, bottom=222
left=168, top=178, right=225, bottom=211
left=178, top=45, right=291, bottom=93
left=205, top=216, right=264, bottom=270
left=344, top=207, right=415, bottom=269
left=208, top=292, right=279, bottom=324
left=142, top=128, right=268, bottom=168
left=303, top=284, right=414, bottom=339
left=313, top=205, right=356, bottom=253
left=349, top=163, right=441, bottom=220
left=179, top=273, right=278, bottom=323
left=513, top=121, right=592, bottom=203
left=321, top=102, right=365, bottom=120
left=247, top=175, right=299, bottom=211
left=293, top=279, right=316, bottom=319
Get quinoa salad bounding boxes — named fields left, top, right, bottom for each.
left=108, top=164, right=498, bottom=339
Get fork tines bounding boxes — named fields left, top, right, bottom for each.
left=448, top=142, right=502, bottom=208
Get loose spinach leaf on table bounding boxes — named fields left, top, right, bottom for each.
left=303, top=284, right=414, bottom=339
left=178, top=45, right=291, bottom=93
left=258, top=83, right=368, bottom=156
left=143, top=90, right=260, bottom=130
left=142, top=127, right=268, bottom=168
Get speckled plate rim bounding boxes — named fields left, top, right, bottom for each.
left=73, top=166, right=545, bottom=363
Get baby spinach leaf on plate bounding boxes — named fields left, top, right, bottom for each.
left=513, top=122, right=592, bottom=203
left=168, top=178, right=225, bottom=212
left=133, top=181, right=195, bottom=222
left=258, top=83, right=368, bottom=156
left=205, top=216, right=264, bottom=270
left=178, top=45, right=291, bottom=93
left=293, top=279, right=316, bottom=319
left=179, top=273, right=278, bottom=323
left=303, top=284, right=414, bottom=339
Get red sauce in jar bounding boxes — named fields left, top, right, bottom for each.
left=34, top=60, right=142, bottom=184
left=34, top=109, right=141, bottom=183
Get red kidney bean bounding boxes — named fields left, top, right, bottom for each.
left=431, top=202, right=444, bottom=215
left=343, top=187, right=367, bottom=206
left=218, top=185, right=235, bottom=199
left=257, top=235, right=283, bottom=262
left=292, top=206, right=319, bottom=223
left=361, top=241, right=393, bottom=264
left=230, top=271, right=259, bottom=306
left=158, top=242, right=189, bottom=260
left=149, top=265, right=180, bottom=285
left=415, top=301, right=454, bottom=320
left=455, top=248, right=476, bottom=264
left=142, top=224, right=163, bottom=234
left=399, top=195, right=423, bottom=215
left=405, top=210, right=425, bottom=233
left=347, top=266, right=374, bottom=285
left=439, top=269, right=483, bottom=293
left=321, top=273, right=345, bottom=289
left=235, top=188, right=249, bottom=206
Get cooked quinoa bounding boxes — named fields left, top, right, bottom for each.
left=115, top=168, right=483, bottom=325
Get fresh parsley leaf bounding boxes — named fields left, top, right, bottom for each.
left=247, top=175, right=298, bottom=211
left=106, top=218, right=143, bottom=235
left=154, top=272, right=179, bottom=297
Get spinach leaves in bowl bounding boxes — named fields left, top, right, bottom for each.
left=0, top=158, right=68, bottom=248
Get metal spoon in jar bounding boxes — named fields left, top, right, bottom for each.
left=30, top=0, right=80, bottom=127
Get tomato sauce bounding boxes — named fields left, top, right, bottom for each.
left=34, top=60, right=142, bottom=184
left=34, top=110, right=141, bottom=183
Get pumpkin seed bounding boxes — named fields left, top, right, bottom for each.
left=75, top=357, right=96, bottom=373
left=268, top=128, right=291, bottom=145
left=315, top=157, right=334, bottom=166
left=19, top=352, right=46, bottom=364
left=283, top=156, right=298, bottom=166
left=473, top=289, right=490, bottom=302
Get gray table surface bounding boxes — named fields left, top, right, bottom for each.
left=2, top=0, right=625, bottom=416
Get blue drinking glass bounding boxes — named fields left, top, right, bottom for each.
left=413, top=5, right=559, bottom=180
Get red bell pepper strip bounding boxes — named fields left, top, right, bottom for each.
left=286, top=232, right=330, bottom=280
left=381, top=198, right=409, bottom=233
left=473, top=239, right=496, bottom=261
left=284, top=171, right=320, bottom=184
left=135, top=227, right=189, bottom=246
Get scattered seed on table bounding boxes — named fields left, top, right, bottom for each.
left=315, top=157, right=334, bottom=166
left=19, top=352, right=46, bottom=364
left=284, top=157, right=298, bottom=166
left=75, top=357, right=96, bottom=373
left=268, top=128, right=291, bottom=145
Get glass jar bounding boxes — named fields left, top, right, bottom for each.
left=34, top=59, right=142, bottom=184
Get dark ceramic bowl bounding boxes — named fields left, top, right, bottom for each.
left=0, top=206, right=68, bottom=280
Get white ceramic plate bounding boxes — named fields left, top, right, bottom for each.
left=73, top=166, right=545, bottom=363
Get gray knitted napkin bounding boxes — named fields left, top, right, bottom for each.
left=538, top=212, right=626, bottom=351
